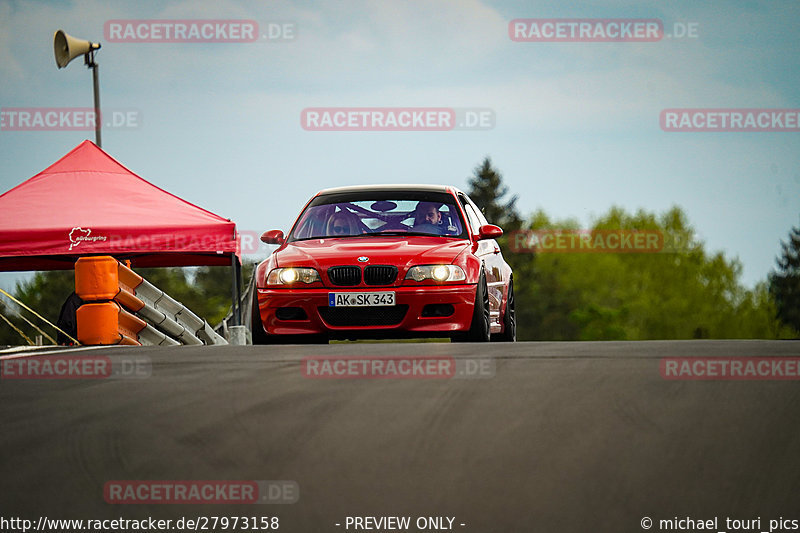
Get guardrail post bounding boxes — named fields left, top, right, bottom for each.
left=77, top=301, right=144, bottom=345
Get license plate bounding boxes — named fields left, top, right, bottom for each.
left=328, top=292, right=396, bottom=307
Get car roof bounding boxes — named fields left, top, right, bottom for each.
left=316, top=184, right=464, bottom=196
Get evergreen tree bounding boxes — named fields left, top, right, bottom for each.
left=769, top=223, right=800, bottom=334
left=466, top=157, right=522, bottom=230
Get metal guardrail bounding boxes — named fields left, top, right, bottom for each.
left=215, top=267, right=255, bottom=344
left=74, top=256, right=227, bottom=346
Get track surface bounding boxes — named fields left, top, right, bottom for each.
left=1, top=340, right=799, bottom=532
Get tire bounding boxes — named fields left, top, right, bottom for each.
left=453, top=270, right=490, bottom=342
left=250, top=284, right=270, bottom=345
left=492, top=278, right=516, bottom=342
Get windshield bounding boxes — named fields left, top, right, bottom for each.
left=289, top=191, right=467, bottom=241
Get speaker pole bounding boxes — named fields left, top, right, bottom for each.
left=54, top=30, right=103, bottom=147
left=86, top=49, right=101, bottom=148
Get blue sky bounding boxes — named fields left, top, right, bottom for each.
left=1, top=0, right=799, bottom=290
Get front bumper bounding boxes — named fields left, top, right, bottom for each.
left=256, top=285, right=476, bottom=337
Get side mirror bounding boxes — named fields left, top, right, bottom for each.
left=261, top=229, right=285, bottom=245
left=478, top=224, right=503, bottom=240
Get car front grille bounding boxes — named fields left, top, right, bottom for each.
left=328, top=266, right=361, bottom=286
left=318, top=305, right=409, bottom=326
left=363, top=265, right=398, bottom=286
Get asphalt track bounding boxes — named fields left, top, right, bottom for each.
left=1, top=340, right=799, bottom=533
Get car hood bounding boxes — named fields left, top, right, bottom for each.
left=275, top=236, right=470, bottom=270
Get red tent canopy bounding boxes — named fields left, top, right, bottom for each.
left=0, top=140, right=239, bottom=271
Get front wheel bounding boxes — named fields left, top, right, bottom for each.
left=250, top=284, right=270, bottom=345
left=452, top=271, right=490, bottom=342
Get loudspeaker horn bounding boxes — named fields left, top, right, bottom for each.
left=54, top=30, right=100, bottom=68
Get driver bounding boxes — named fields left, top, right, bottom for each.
left=415, top=202, right=442, bottom=226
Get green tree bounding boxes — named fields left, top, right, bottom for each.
left=466, top=157, right=522, bottom=230
left=769, top=223, right=800, bottom=335
left=13, top=270, right=75, bottom=341
left=514, top=210, right=582, bottom=340
left=510, top=206, right=786, bottom=340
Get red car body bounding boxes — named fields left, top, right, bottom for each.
left=252, top=185, right=515, bottom=343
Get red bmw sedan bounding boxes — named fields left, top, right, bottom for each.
left=252, top=185, right=515, bottom=343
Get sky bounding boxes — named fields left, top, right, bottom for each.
left=1, top=0, right=799, bottom=290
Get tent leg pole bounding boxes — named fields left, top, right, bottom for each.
left=231, top=254, right=240, bottom=327
left=235, top=257, right=243, bottom=326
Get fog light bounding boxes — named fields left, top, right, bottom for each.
left=421, top=304, right=455, bottom=317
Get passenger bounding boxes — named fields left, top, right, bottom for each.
left=326, top=210, right=361, bottom=236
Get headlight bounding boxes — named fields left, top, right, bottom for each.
left=405, top=265, right=466, bottom=282
left=267, top=267, right=320, bottom=285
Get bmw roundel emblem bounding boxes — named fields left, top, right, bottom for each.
left=357, top=256, right=369, bottom=263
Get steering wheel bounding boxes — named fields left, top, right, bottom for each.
left=412, top=223, right=442, bottom=235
